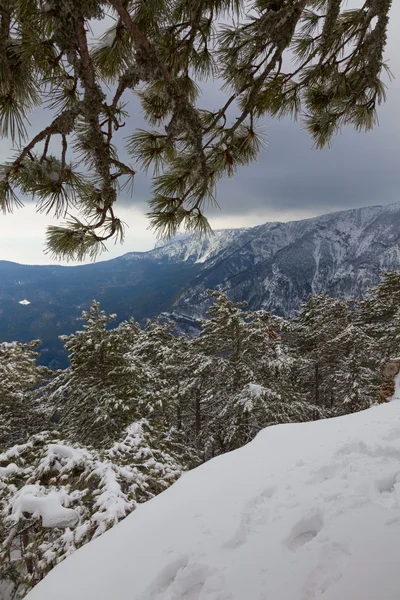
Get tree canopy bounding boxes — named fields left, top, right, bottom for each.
left=0, top=0, right=393, bottom=260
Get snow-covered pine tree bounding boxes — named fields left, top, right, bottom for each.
left=196, top=291, right=316, bottom=453
left=219, top=310, right=319, bottom=450
left=293, top=294, right=350, bottom=410
left=358, top=272, right=400, bottom=362
left=130, top=318, right=180, bottom=427
left=194, top=291, right=254, bottom=453
left=50, top=302, right=145, bottom=448
left=330, top=323, right=380, bottom=416
left=0, top=340, right=50, bottom=450
left=129, top=318, right=202, bottom=467
left=0, top=422, right=185, bottom=599
left=199, top=291, right=253, bottom=391
left=167, top=333, right=215, bottom=458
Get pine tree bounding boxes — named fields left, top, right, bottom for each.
left=195, top=290, right=316, bottom=453
left=199, top=291, right=254, bottom=393
left=50, top=301, right=145, bottom=448
left=358, top=272, right=400, bottom=362
left=129, top=318, right=202, bottom=466
left=293, top=294, right=350, bottom=409
left=130, top=318, right=181, bottom=427
left=0, top=422, right=185, bottom=598
left=171, top=334, right=214, bottom=457
left=331, top=323, right=379, bottom=415
left=0, top=340, right=50, bottom=450
left=0, top=1, right=392, bottom=259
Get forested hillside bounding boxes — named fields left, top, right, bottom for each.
left=1, top=273, right=400, bottom=598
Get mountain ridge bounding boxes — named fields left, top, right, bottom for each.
left=1, top=201, right=400, bottom=365
left=164, top=200, right=400, bottom=319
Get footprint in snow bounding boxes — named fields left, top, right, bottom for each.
left=284, top=510, right=324, bottom=552
left=141, top=556, right=229, bottom=600
left=336, top=440, right=400, bottom=461
left=222, top=487, right=276, bottom=550
left=307, top=462, right=340, bottom=485
left=301, top=541, right=351, bottom=599
left=383, top=427, right=400, bottom=442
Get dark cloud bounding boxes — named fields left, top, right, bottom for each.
left=2, top=3, right=400, bottom=240
left=121, top=2, right=400, bottom=223
left=211, top=113, right=400, bottom=217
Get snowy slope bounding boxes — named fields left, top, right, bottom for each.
left=122, top=227, right=251, bottom=265
left=120, top=201, right=400, bottom=319
left=27, top=400, right=400, bottom=600
left=171, top=201, right=400, bottom=318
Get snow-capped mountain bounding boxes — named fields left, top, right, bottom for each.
left=145, top=201, right=400, bottom=319
left=122, top=227, right=251, bottom=265
left=25, top=399, right=400, bottom=600
left=1, top=202, right=400, bottom=366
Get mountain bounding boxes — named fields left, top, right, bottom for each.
left=1, top=202, right=400, bottom=366
left=25, top=399, right=400, bottom=600
left=169, top=202, right=400, bottom=319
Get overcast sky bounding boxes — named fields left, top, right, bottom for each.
left=1, top=3, right=400, bottom=265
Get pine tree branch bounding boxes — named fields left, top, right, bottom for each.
left=13, top=107, right=81, bottom=169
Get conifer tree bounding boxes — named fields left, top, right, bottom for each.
left=196, top=290, right=315, bottom=453
left=129, top=318, right=202, bottom=465
left=0, top=422, right=184, bottom=598
left=331, top=323, right=379, bottom=415
left=358, top=272, right=400, bottom=362
left=51, top=301, right=145, bottom=448
left=293, top=294, right=350, bottom=408
left=0, top=340, right=50, bottom=450
left=172, top=334, right=214, bottom=456
left=0, top=0, right=393, bottom=259
left=130, top=318, right=181, bottom=427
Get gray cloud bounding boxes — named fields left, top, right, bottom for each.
left=212, top=115, right=400, bottom=217
left=123, top=3, right=400, bottom=223
left=1, top=3, right=399, bottom=263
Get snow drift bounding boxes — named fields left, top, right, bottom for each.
left=26, top=401, right=400, bottom=600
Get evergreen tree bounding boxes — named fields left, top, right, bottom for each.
left=129, top=318, right=202, bottom=466
left=0, top=422, right=185, bottom=598
left=0, top=1, right=392, bottom=259
left=195, top=291, right=316, bottom=453
left=293, top=294, right=350, bottom=409
left=0, top=340, right=50, bottom=450
left=172, top=335, right=214, bottom=456
left=331, top=323, right=379, bottom=415
left=51, top=302, right=145, bottom=448
left=199, top=291, right=254, bottom=393
left=358, top=272, right=400, bottom=362
left=130, top=318, right=182, bottom=428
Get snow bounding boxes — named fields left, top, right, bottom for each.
left=18, top=299, right=31, bottom=305
left=122, top=229, right=250, bottom=265
left=48, top=444, right=82, bottom=461
left=247, top=383, right=263, bottom=397
left=26, top=400, right=400, bottom=600
left=0, top=463, right=19, bottom=478
left=11, top=486, right=79, bottom=528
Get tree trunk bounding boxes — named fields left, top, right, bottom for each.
left=176, top=399, right=182, bottom=431
left=195, top=389, right=201, bottom=438
left=315, top=362, right=320, bottom=406
left=21, top=528, right=34, bottom=576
